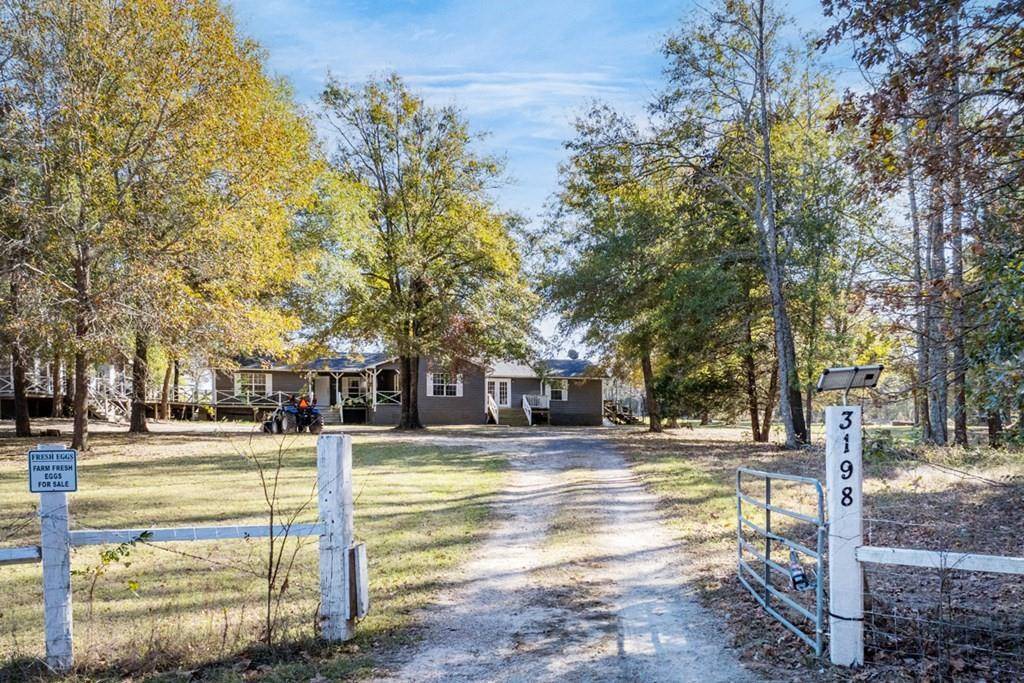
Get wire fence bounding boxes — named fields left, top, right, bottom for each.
left=858, top=489, right=1024, bottom=680
left=862, top=560, right=1024, bottom=680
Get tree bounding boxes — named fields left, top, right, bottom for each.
left=656, top=0, right=811, bottom=446
left=821, top=0, right=1024, bottom=445
left=0, top=0, right=317, bottom=446
left=541, top=105, right=687, bottom=433
left=315, top=75, right=535, bottom=429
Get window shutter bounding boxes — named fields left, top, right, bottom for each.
left=426, top=372, right=434, bottom=397
left=265, top=373, right=273, bottom=395
left=456, top=373, right=464, bottom=397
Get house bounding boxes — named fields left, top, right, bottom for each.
left=212, top=354, right=607, bottom=426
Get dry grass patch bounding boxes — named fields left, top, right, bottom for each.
left=0, top=425, right=509, bottom=681
left=610, top=424, right=1024, bottom=681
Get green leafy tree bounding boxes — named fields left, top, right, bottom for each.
left=315, top=75, right=536, bottom=429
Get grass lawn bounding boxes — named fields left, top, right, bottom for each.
left=609, top=424, right=1024, bottom=681
left=0, top=423, right=509, bottom=681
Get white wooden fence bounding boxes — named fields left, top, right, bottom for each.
left=824, top=406, right=1024, bottom=667
left=0, top=433, right=367, bottom=672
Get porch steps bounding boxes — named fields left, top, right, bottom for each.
left=321, top=408, right=344, bottom=425
left=497, top=408, right=530, bottom=427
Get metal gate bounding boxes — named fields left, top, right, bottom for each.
left=736, top=467, right=826, bottom=656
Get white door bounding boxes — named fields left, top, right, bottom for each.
left=487, top=378, right=511, bottom=408
left=314, top=375, right=330, bottom=407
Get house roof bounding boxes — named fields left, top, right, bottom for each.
left=488, top=358, right=605, bottom=379
left=235, top=353, right=605, bottom=378
left=237, top=352, right=393, bottom=373
left=487, top=360, right=539, bottom=378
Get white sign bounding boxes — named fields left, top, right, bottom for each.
left=29, top=447, right=78, bottom=493
left=825, top=405, right=863, bottom=666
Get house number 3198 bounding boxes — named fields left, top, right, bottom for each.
left=838, top=410, right=855, bottom=507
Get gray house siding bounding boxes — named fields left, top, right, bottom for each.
left=214, top=369, right=306, bottom=395
left=549, top=378, right=603, bottom=426
left=507, top=377, right=541, bottom=409
left=493, top=376, right=603, bottom=426
left=370, top=404, right=401, bottom=425
left=212, top=358, right=602, bottom=426
left=417, top=359, right=487, bottom=425
left=367, top=358, right=486, bottom=426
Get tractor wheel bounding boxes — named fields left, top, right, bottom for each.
left=309, top=416, right=323, bottom=434
left=281, top=412, right=297, bottom=433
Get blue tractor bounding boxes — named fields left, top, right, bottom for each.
left=263, top=395, right=323, bottom=434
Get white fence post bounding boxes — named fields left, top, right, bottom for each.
left=825, top=405, right=864, bottom=666
left=317, top=433, right=355, bottom=641
left=40, top=491, right=73, bottom=672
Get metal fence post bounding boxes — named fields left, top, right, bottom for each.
left=317, top=433, right=355, bottom=641
left=40, top=491, right=73, bottom=672
left=825, top=405, right=864, bottom=666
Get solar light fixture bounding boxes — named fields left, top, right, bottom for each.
left=816, top=364, right=883, bottom=405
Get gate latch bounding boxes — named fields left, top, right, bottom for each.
left=788, top=550, right=815, bottom=592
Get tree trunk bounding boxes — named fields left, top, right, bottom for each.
left=904, top=123, right=931, bottom=440
left=804, top=383, right=814, bottom=438
left=173, top=359, right=180, bottom=402
left=63, top=362, right=74, bottom=417
left=743, top=320, right=761, bottom=441
left=926, top=175, right=948, bottom=445
left=753, top=0, right=806, bottom=448
left=759, top=359, right=779, bottom=442
left=10, top=342, right=32, bottom=437
left=6, top=264, right=31, bottom=436
left=924, top=30, right=949, bottom=446
left=640, top=344, right=662, bottom=433
left=987, top=411, right=1002, bottom=449
left=160, top=361, right=173, bottom=420
left=397, top=355, right=424, bottom=430
left=948, top=21, right=968, bottom=448
left=72, top=351, right=89, bottom=450
left=129, top=330, right=149, bottom=433
left=72, top=249, right=91, bottom=450
left=51, top=353, right=62, bottom=418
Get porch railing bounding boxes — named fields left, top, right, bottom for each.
left=486, top=393, right=499, bottom=424
left=213, top=390, right=288, bottom=407
left=522, top=394, right=532, bottom=426
left=524, top=394, right=550, bottom=410
left=375, top=390, right=400, bottom=406
left=0, top=372, right=54, bottom=396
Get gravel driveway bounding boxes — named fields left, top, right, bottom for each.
left=370, top=428, right=757, bottom=682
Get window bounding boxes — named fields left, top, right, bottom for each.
left=236, top=372, right=268, bottom=395
left=547, top=379, right=568, bottom=401
left=429, top=372, right=461, bottom=397
left=487, top=379, right=510, bottom=407
left=343, top=376, right=364, bottom=398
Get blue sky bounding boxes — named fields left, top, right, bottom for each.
left=229, top=0, right=845, bottom=351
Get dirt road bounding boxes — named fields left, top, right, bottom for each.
left=372, top=429, right=756, bottom=682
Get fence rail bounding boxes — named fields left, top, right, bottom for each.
left=857, top=546, right=1024, bottom=575
left=736, top=466, right=826, bottom=656
left=1, top=435, right=363, bottom=672
left=0, top=523, right=324, bottom=566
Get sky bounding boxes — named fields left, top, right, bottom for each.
left=229, top=0, right=846, bottom=353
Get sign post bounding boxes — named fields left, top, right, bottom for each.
left=825, top=406, right=864, bottom=666
left=29, top=446, right=78, bottom=493
left=317, top=434, right=356, bottom=641
left=31, top=444, right=76, bottom=672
